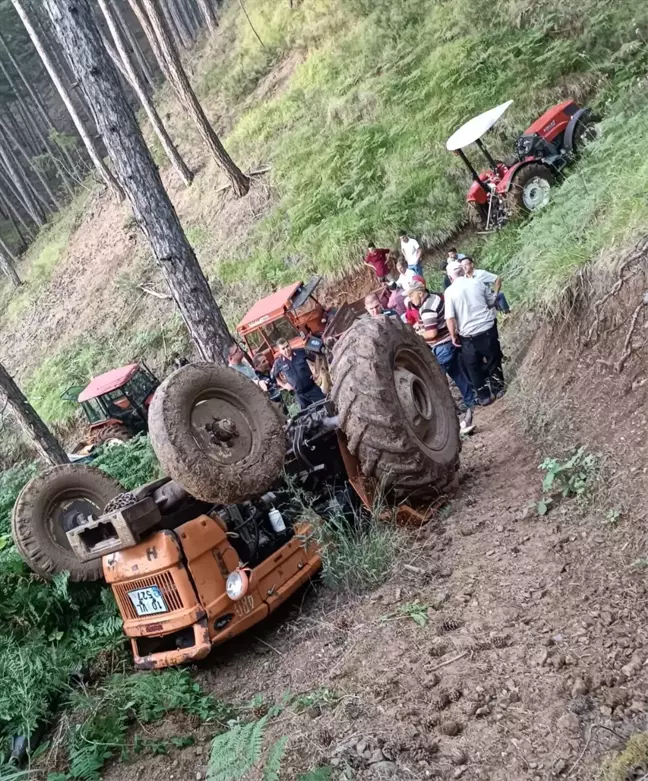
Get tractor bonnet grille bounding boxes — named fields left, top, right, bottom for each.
left=113, top=570, right=184, bottom=621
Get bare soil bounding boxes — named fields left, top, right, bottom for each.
left=101, top=397, right=648, bottom=781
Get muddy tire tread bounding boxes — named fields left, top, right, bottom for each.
left=330, top=316, right=460, bottom=501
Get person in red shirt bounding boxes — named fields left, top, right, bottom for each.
left=364, top=242, right=392, bottom=282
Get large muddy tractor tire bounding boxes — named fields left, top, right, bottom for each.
left=148, top=363, right=285, bottom=504
left=571, top=113, right=599, bottom=154
left=12, top=464, right=123, bottom=581
left=330, top=316, right=460, bottom=502
left=507, top=163, right=554, bottom=217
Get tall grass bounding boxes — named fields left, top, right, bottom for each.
left=203, top=0, right=648, bottom=285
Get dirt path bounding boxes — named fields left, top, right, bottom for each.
left=105, top=402, right=648, bottom=781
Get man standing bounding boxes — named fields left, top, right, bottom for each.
left=460, top=256, right=510, bottom=314
left=444, top=270, right=504, bottom=404
left=364, top=242, right=392, bottom=282
left=407, top=282, right=476, bottom=434
left=271, top=339, right=325, bottom=409
left=399, top=231, right=424, bottom=277
left=228, top=344, right=258, bottom=382
left=253, top=353, right=285, bottom=408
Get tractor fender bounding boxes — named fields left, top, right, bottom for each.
left=497, top=160, right=537, bottom=193
left=564, top=107, right=596, bottom=152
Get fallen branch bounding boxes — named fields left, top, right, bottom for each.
left=427, top=651, right=468, bottom=671
left=138, top=284, right=172, bottom=300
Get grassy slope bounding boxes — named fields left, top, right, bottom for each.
left=198, top=0, right=648, bottom=285
left=2, top=0, right=648, bottom=427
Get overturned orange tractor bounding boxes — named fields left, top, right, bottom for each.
left=13, top=316, right=461, bottom=669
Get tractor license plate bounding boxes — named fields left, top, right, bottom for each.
left=128, top=586, right=168, bottom=616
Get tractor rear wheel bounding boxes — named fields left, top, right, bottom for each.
left=11, top=465, right=123, bottom=581
left=330, top=316, right=460, bottom=503
left=148, top=363, right=286, bottom=504
left=94, top=425, right=131, bottom=447
left=572, top=114, right=599, bottom=153
left=507, top=163, right=554, bottom=217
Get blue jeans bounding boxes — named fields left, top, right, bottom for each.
left=408, top=263, right=424, bottom=277
left=496, top=292, right=510, bottom=313
left=433, top=341, right=476, bottom=409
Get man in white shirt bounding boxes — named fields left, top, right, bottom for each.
left=399, top=231, right=423, bottom=276
left=395, top=259, right=419, bottom=292
left=461, top=256, right=510, bottom=314
left=445, top=268, right=504, bottom=404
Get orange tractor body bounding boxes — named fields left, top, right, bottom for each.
left=103, top=512, right=320, bottom=670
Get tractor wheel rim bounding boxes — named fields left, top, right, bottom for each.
left=393, top=347, right=449, bottom=454
left=45, top=492, right=105, bottom=549
left=522, top=177, right=551, bottom=210
left=190, top=387, right=254, bottom=464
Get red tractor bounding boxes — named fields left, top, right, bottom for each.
left=447, top=99, right=598, bottom=230
left=64, top=362, right=159, bottom=450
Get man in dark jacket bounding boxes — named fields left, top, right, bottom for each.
left=271, top=339, right=325, bottom=409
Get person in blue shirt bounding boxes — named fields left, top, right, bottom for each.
left=271, top=339, right=325, bottom=409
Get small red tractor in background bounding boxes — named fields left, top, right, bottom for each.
left=64, top=362, right=159, bottom=450
left=447, top=99, right=598, bottom=230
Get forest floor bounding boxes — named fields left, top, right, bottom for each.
left=94, top=391, right=648, bottom=781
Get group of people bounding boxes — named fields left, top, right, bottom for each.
left=226, top=232, right=507, bottom=432
left=363, top=238, right=508, bottom=433
left=228, top=339, right=325, bottom=412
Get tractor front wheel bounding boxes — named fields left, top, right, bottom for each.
left=507, top=163, right=554, bottom=217
left=148, top=363, right=286, bottom=504
left=330, top=316, right=460, bottom=503
left=11, top=465, right=123, bottom=581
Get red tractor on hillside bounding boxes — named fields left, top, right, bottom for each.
left=64, top=363, right=159, bottom=449
left=447, top=99, right=598, bottom=230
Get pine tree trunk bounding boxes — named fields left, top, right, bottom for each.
left=0, top=196, right=29, bottom=250
left=42, top=0, right=233, bottom=363
left=0, top=181, right=35, bottom=240
left=181, top=0, right=202, bottom=37
left=0, top=364, right=68, bottom=465
left=110, top=0, right=156, bottom=90
left=135, top=0, right=250, bottom=196
left=0, top=27, right=81, bottom=185
left=0, top=140, right=46, bottom=226
left=159, top=0, right=188, bottom=50
left=3, top=138, right=55, bottom=217
left=0, top=119, right=62, bottom=210
left=10, top=0, right=125, bottom=202
left=195, top=0, right=217, bottom=32
left=98, top=0, right=193, bottom=187
left=0, top=239, right=22, bottom=288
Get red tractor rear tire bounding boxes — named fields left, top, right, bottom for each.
left=94, top=425, right=131, bottom=446
left=507, top=163, right=554, bottom=217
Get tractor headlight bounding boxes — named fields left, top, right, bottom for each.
left=226, top=569, right=249, bottom=601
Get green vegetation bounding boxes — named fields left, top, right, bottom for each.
left=198, top=0, right=648, bottom=287
left=381, top=599, right=430, bottom=627
left=0, top=437, right=162, bottom=759
left=535, top=446, right=600, bottom=515
left=93, top=436, right=163, bottom=491
left=601, top=731, right=648, bottom=781
left=49, top=670, right=231, bottom=781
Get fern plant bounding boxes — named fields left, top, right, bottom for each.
left=207, top=716, right=268, bottom=781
